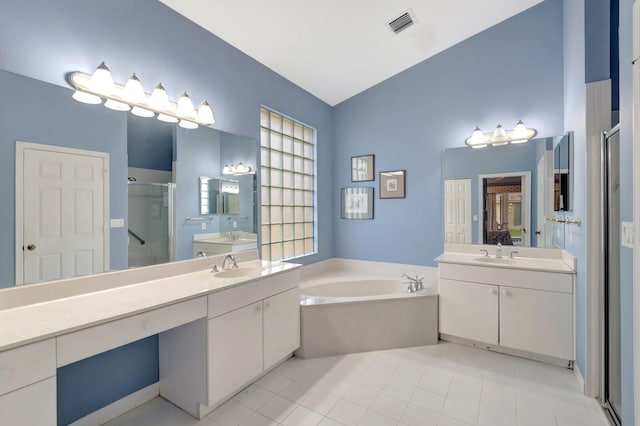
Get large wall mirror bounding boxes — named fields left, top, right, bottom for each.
left=443, top=132, right=571, bottom=249
left=2, top=68, right=257, bottom=288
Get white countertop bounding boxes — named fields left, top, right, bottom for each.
left=0, top=259, right=299, bottom=352
left=436, top=244, right=576, bottom=274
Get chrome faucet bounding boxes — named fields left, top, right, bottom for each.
left=222, top=254, right=238, bottom=270
left=479, top=249, right=489, bottom=257
left=509, top=250, right=519, bottom=259
left=496, top=242, right=503, bottom=259
left=402, top=274, right=424, bottom=293
left=196, top=251, right=207, bottom=258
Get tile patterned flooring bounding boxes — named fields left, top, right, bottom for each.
left=106, top=343, right=608, bottom=426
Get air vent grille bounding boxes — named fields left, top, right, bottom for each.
left=388, top=11, right=415, bottom=34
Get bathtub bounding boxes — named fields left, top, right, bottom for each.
left=295, top=259, right=439, bottom=359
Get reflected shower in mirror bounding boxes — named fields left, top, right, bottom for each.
left=443, top=133, right=571, bottom=249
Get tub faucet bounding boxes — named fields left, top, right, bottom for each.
left=479, top=249, right=489, bottom=257
left=196, top=251, right=207, bottom=258
left=222, top=254, right=238, bottom=270
left=496, top=242, right=503, bottom=259
left=402, top=274, right=423, bottom=293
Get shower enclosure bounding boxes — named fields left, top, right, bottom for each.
left=127, top=181, right=175, bottom=268
left=602, top=124, right=621, bottom=426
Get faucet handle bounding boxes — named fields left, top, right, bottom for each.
left=480, top=249, right=489, bottom=257
left=509, top=250, right=519, bottom=259
left=211, top=264, right=219, bottom=273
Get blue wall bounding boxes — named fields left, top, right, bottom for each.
left=57, top=336, right=158, bottom=425
left=333, top=0, right=564, bottom=265
left=127, top=115, right=174, bottom=171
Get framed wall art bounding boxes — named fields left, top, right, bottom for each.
left=351, top=154, right=375, bottom=182
left=379, top=170, right=406, bottom=199
left=341, top=187, right=374, bottom=219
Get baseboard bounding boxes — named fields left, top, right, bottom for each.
left=69, top=382, right=159, bottom=426
left=574, top=363, right=585, bottom=393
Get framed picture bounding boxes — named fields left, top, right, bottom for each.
left=341, top=187, right=374, bottom=219
left=351, top=154, right=375, bottom=182
left=379, top=170, right=406, bottom=199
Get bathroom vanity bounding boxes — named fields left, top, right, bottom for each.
left=436, top=243, right=576, bottom=366
left=193, top=232, right=258, bottom=257
left=0, top=250, right=300, bottom=424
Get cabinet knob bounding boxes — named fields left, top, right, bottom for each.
left=265, top=302, right=270, bottom=308
left=501, top=289, right=509, bottom=296
left=26, top=244, right=36, bottom=251
left=490, top=288, right=498, bottom=295
left=256, top=305, right=261, bottom=313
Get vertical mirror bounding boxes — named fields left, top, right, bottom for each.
left=553, top=132, right=572, bottom=211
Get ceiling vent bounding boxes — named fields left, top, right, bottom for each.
left=387, top=9, right=417, bottom=34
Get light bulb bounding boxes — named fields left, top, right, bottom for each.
left=157, top=113, right=178, bottom=123
left=131, top=106, right=155, bottom=118
left=89, top=62, right=114, bottom=94
left=470, top=127, right=485, bottom=145
left=104, top=99, right=131, bottom=111
left=177, top=92, right=196, bottom=119
left=122, top=73, right=146, bottom=104
left=196, top=100, right=215, bottom=124
left=491, top=124, right=508, bottom=145
left=179, top=119, right=198, bottom=129
left=222, top=164, right=232, bottom=175
left=511, top=120, right=533, bottom=143
left=72, top=90, right=102, bottom=104
left=149, top=83, right=170, bottom=111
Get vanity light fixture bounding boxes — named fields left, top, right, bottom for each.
left=465, top=121, right=537, bottom=148
left=222, top=163, right=254, bottom=175
left=68, top=62, right=216, bottom=128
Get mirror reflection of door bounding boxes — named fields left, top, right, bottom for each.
left=482, top=175, right=527, bottom=247
left=17, top=142, right=109, bottom=285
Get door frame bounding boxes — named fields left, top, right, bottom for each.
left=15, top=141, right=110, bottom=285
left=477, top=171, right=531, bottom=247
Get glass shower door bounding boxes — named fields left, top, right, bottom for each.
left=127, top=182, right=174, bottom=268
left=603, top=125, right=622, bottom=425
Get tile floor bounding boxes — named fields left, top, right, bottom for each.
left=106, top=343, right=608, bottom=426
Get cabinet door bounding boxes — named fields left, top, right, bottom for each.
left=263, top=288, right=300, bottom=369
left=208, top=301, right=263, bottom=405
left=500, top=286, right=573, bottom=360
left=439, top=279, right=499, bottom=345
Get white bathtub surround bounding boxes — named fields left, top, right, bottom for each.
left=437, top=243, right=577, bottom=367
left=106, top=342, right=609, bottom=426
left=296, top=258, right=439, bottom=359
left=0, top=249, right=301, bottom=425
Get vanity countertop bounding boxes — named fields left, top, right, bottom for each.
left=436, top=243, right=576, bottom=274
left=0, top=259, right=299, bottom=352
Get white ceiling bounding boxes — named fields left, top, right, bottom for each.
left=160, top=0, right=543, bottom=106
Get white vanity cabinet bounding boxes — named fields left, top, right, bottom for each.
left=438, top=262, right=574, bottom=362
left=160, top=269, right=301, bottom=418
left=0, top=339, right=56, bottom=425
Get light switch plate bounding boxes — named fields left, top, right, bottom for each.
left=622, top=221, right=634, bottom=248
left=110, top=218, right=124, bottom=228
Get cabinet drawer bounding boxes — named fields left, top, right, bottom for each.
left=439, top=263, right=573, bottom=293
left=208, top=270, right=300, bottom=318
left=0, top=376, right=56, bottom=425
left=57, top=297, right=207, bottom=366
left=0, top=339, right=55, bottom=396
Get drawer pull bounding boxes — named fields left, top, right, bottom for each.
left=490, top=288, right=498, bottom=295
left=501, top=289, right=510, bottom=296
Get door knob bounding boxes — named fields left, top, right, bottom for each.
left=26, top=244, right=36, bottom=251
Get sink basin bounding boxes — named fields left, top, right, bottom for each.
left=215, top=267, right=265, bottom=278
left=473, top=257, right=516, bottom=264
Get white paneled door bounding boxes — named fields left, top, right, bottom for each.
left=17, top=142, right=109, bottom=284
left=444, top=179, right=472, bottom=244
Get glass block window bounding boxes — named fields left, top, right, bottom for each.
left=260, top=107, right=316, bottom=261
